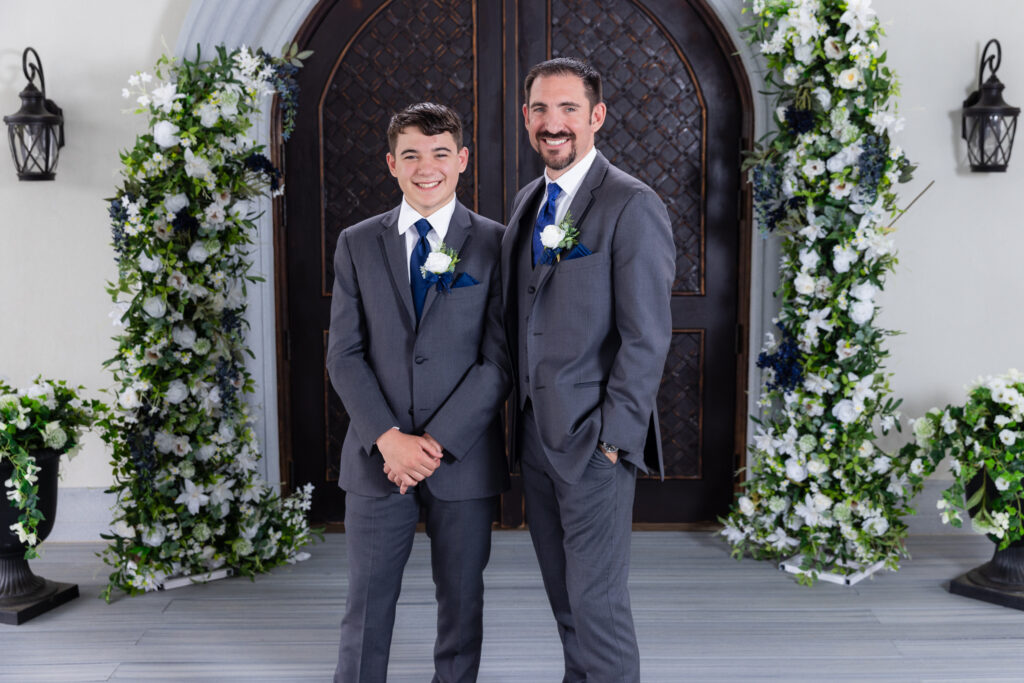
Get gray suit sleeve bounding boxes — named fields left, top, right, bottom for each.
left=598, top=189, right=674, bottom=454
left=326, top=229, right=401, bottom=454
left=423, top=251, right=512, bottom=460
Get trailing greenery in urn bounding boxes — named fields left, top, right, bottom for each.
left=720, top=0, right=929, bottom=582
left=904, top=370, right=1024, bottom=546
left=101, top=44, right=318, bottom=599
left=0, top=379, right=105, bottom=559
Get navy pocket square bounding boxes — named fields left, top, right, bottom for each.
left=452, top=272, right=479, bottom=288
left=563, top=243, right=592, bottom=261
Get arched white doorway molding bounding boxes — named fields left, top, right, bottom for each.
left=176, top=0, right=778, bottom=488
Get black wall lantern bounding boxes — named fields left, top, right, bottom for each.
left=962, top=39, right=1019, bottom=172
left=3, top=48, right=65, bottom=181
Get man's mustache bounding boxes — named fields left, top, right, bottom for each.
left=538, top=131, right=576, bottom=141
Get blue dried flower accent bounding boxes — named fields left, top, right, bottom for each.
left=216, top=358, right=239, bottom=408
left=756, top=324, right=803, bottom=392
left=222, top=308, right=242, bottom=333
left=172, top=207, right=199, bottom=235
left=109, top=194, right=133, bottom=260
left=857, top=134, right=887, bottom=201
left=244, top=152, right=282, bottom=191
left=785, top=106, right=815, bottom=135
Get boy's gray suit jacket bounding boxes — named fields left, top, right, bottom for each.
left=326, top=200, right=510, bottom=501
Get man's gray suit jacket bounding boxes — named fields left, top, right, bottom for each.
left=501, top=150, right=675, bottom=484
left=326, top=201, right=510, bottom=501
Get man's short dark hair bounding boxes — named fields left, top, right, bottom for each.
left=386, top=102, right=464, bottom=154
left=524, top=58, right=602, bottom=109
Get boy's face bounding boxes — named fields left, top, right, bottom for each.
left=387, top=128, right=468, bottom=217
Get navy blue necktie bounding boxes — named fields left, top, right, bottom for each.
left=532, top=182, right=563, bottom=266
left=410, top=218, right=432, bottom=322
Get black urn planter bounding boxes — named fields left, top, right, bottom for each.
left=0, top=448, right=78, bottom=625
left=949, top=473, right=1024, bottom=610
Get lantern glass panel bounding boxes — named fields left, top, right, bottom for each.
left=7, top=121, right=59, bottom=178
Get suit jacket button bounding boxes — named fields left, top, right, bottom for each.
left=528, top=285, right=536, bottom=294
left=415, top=355, right=426, bottom=364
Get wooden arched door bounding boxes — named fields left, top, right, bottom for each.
left=276, top=0, right=751, bottom=525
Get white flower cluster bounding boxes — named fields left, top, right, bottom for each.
left=104, top=48, right=316, bottom=597
left=722, top=0, right=922, bottom=579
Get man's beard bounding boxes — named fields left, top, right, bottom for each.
left=538, top=134, right=577, bottom=171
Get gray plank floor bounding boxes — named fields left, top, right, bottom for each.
left=4, top=531, right=1024, bottom=682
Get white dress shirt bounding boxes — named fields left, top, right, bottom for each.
left=536, top=145, right=598, bottom=224
left=397, top=195, right=455, bottom=282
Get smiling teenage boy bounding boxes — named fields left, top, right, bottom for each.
left=327, top=102, right=509, bottom=683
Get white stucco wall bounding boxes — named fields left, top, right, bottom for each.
left=0, top=0, right=1020, bottom=539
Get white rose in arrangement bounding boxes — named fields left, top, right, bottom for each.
left=999, top=429, right=1017, bottom=447
left=909, top=458, right=925, bottom=475
left=849, top=281, right=877, bottom=302
left=423, top=251, right=453, bottom=274
left=785, top=458, right=808, bottom=483
left=783, top=65, right=801, bottom=86
left=142, top=296, right=167, bottom=318
left=118, top=386, right=143, bottom=410
left=165, top=380, right=189, bottom=405
left=188, top=241, right=210, bottom=263
left=832, top=399, right=859, bottom=424
left=153, top=120, right=180, bottom=148
left=112, top=520, right=135, bottom=538
left=164, top=192, right=189, bottom=215
left=849, top=299, right=875, bottom=325
left=738, top=496, right=755, bottom=516
left=172, top=325, right=197, bottom=349
left=794, top=271, right=816, bottom=295
left=540, top=224, right=566, bottom=250
left=196, top=443, right=217, bottom=462
left=864, top=515, right=889, bottom=537
left=995, top=476, right=1010, bottom=492
left=138, top=252, right=162, bottom=273
left=812, top=492, right=833, bottom=512
left=835, top=67, right=863, bottom=90
left=806, top=460, right=829, bottom=477
left=833, top=245, right=857, bottom=273
left=197, top=102, right=220, bottom=127
left=794, top=43, right=814, bottom=65
left=142, top=523, right=167, bottom=547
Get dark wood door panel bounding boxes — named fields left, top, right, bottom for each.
left=278, top=0, right=749, bottom=525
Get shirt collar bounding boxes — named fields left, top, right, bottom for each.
left=397, top=196, right=456, bottom=240
left=544, top=145, right=598, bottom=198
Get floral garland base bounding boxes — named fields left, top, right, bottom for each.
left=101, top=45, right=318, bottom=599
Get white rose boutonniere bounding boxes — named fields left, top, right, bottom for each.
left=420, top=243, right=460, bottom=293
left=539, top=211, right=582, bottom=265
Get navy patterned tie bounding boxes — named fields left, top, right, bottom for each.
left=410, top=218, right=432, bottom=322
left=532, top=182, right=563, bottom=266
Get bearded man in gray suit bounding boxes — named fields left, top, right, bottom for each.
left=501, top=58, right=674, bottom=682
left=327, top=102, right=509, bottom=683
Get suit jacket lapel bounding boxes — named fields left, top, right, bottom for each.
left=420, top=201, right=473, bottom=322
left=502, top=179, right=545, bottom=306
left=533, top=151, right=610, bottom=294
left=377, top=207, right=416, bottom=330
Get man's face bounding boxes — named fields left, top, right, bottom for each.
left=386, top=128, right=468, bottom=217
left=523, top=73, right=606, bottom=179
